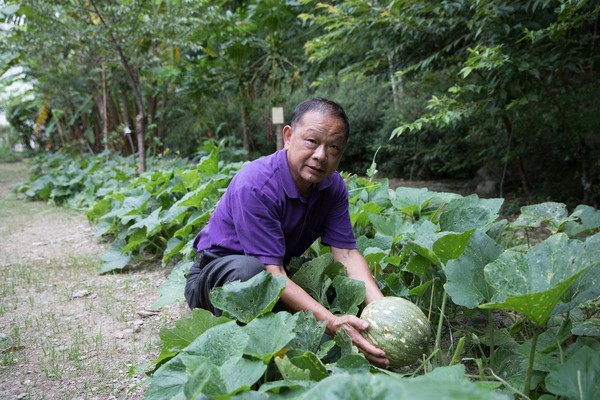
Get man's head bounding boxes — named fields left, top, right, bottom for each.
left=283, top=98, right=349, bottom=196
left=290, top=97, right=350, bottom=141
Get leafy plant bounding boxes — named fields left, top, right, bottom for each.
left=15, top=147, right=600, bottom=398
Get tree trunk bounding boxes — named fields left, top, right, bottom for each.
left=501, top=115, right=530, bottom=198
left=90, top=0, right=146, bottom=172
left=101, top=65, right=109, bottom=151
left=54, top=116, right=67, bottom=147
left=157, top=84, right=169, bottom=151
left=239, top=85, right=251, bottom=159
left=388, top=53, right=402, bottom=109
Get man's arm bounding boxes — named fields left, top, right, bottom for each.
left=330, top=247, right=384, bottom=304
left=264, top=261, right=389, bottom=367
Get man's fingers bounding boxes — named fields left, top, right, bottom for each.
left=332, top=315, right=389, bottom=366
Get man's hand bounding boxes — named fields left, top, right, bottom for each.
left=328, top=315, right=389, bottom=368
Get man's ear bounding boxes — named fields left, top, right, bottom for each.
left=282, top=125, right=293, bottom=149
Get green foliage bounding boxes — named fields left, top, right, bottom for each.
left=302, top=0, right=600, bottom=203
left=144, top=268, right=509, bottom=400
left=15, top=142, right=600, bottom=399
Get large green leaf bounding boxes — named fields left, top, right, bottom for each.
left=290, top=253, right=335, bottom=301
left=153, top=308, right=231, bottom=368
left=122, top=227, right=148, bottom=253
left=405, top=224, right=473, bottom=267
left=287, top=350, right=329, bottom=381
left=183, top=357, right=227, bottom=399
left=291, top=254, right=347, bottom=307
left=368, top=213, right=414, bottom=238
left=439, top=195, right=503, bottom=232
left=294, top=366, right=508, bottom=399
left=480, top=233, right=598, bottom=325
left=129, top=206, right=162, bottom=236
left=210, top=271, right=286, bottom=324
left=444, top=231, right=503, bottom=308
left=243, top=312, right=298, bottom=362
left=554, top=233, right=600, bottom=314
left=99, top=244, right=131, bottom=274
left=152, top=260, right=191, bottom=309
left=145, top=356, right=189, bottom=400
left=572, top=319, right=600, bottom=337
left=185, top=321, right=249, bottom=365
left=390, top=187, right=436, bottom=217
left=563, top=204, right=600, bottom=237
left=545, top=346, right=600, bottom=400
left=329, top=276, right=365, bottom=315
left=511, top=202, right=575, bottom=233
left=432, top=230, right=474, bottom=264
left=329, top=354, right=371, bottom=375
left=287, top=311, right=327, bottom=354
left=219, top=356, right=268, bottom=395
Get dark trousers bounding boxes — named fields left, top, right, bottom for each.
left=184, top=251, right=266, bottom=315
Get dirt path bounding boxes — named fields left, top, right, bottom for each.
left=0, top=162, right=188, bottom=399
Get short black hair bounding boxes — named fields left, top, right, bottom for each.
left=290, top=97, right=350, bottom=140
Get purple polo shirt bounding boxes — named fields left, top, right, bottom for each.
left=193, top=149, right=356, bottom=265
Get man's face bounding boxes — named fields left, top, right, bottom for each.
left=283, top=110, right=347, bottom=195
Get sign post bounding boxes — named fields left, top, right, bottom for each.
left=272, top=107, right=284, bottom=150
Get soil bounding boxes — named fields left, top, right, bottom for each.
left=0, top=161, right=189, bottom=399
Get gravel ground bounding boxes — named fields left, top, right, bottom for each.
left=0, top=161, right=188, bottom=400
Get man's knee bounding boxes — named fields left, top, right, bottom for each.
left=223, top=255, right=265, bottom=282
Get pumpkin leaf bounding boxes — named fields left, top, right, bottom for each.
left=545, top=346, right=600, bottom=400
left=243, top=312, right=299, bottom=363
left=554, top=233, right=600, bottom=314
left=210, top=271, right=286, bottom=324
left=219, top=356, right=267, bottom=395
left=330, top=276, right=366, bottom=315
left=287, top=350, right=329, bottom=381
left=153, top=307, right=231, bottom=369
left=511, top=202, right=574, bottom=233
left=391, top=187, right=436, bottom=217
left=572, top=319, right=600, bottom=337
left=405, top=225, right=473, bottom=267
left=184, top=321, right=248, bottom=365
left=368, top=212, right=414, bottom=238
left=295, top=368, right=508, bottom=400
left=480, top=233, right=598, bottom=325
left=444, top=231, right=503, bottom=308
left=439, top=195, right=503, bottom=232
left=563, top=204, right=600, bottom=237
left=288, top=311, right=327, bottom=354
left=329, top=354, right=371, bottom=375
left=145, top=356, right=190, bottom=400
left=183, top=357, right=226, bottom=399
left=291, top=254, right=347, bottom=307
left=99, top=243, right=131, bottom=274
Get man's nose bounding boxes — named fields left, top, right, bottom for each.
left=313, top=145, right=327, bottom=160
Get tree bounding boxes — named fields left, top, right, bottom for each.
left=302, top=0, right=600, bottom=204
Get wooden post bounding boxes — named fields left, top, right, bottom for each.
left=272, top=106, right=284, bottom=150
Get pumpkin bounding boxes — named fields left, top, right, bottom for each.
left=360, top=296, right=431, bottom=367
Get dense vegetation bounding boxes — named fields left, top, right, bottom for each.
left=13, top=148, right=600, bottom=399
left=1, top=0, right=599, bottom=205
left=2, top=1, right=600, bottom=398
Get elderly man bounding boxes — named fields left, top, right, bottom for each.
left=185, top=97, right=388, bottom=366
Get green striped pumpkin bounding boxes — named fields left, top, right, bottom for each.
left=360, top=296, right=431, bottom=367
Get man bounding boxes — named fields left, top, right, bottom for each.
left=185, top=97, right=388, bottom=366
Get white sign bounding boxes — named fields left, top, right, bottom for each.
left=271, top=107, right=284, bottom=125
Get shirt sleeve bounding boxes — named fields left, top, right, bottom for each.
left=229, top=183, right=287, bottom=265
left=320, top=175, right=357, bottom=249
